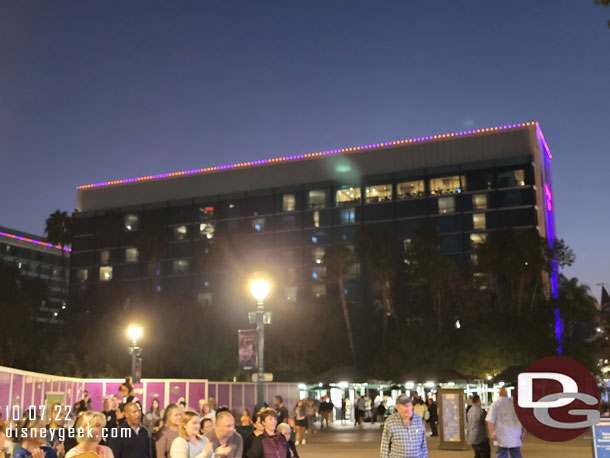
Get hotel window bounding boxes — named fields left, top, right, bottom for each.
left=125, top=247, right=139, bottom=263
left=336, top=187, right=361, bottom=206
left=282, top=194, right=296, bottom=212
left=287, top=268, right=297, bottom=284
left=312, top=266, right=326, bottom=280
left=252, top=218, right=265, bottom=232
left=473, top=213, right=486, bottom=230
left=473, top=273, right=489, bottom=290
left=397, top=180, right=425, bottom=199
left=173, top=259, right=189, bottom=274
left=438, top=197, right=455, bottom=214
left=284, top=286, right=297, bottom=302
left=100, top=250, right=110, bottom=265
left=308, top=190, right=326, bottom=209
left=470, top=254, right=479, bottom=266
left=200, top=223, right=215, bottom=239
left=199, top=206, right=215, bottom=219
left=313, top=211, right=320, bottom=228
left=197, top=292, right=213, bottom=307
left=76, top=269, right=88, bottom=283
left=312, top=247, right=325, bottom=264
left=429, top=175, right=466, bottom=195
left=340, top=207, right=356, bottom=224
left=473, top=193, right=488, bottom=210
left=312, top=284, right=326, bottom=298
left=173, top=225, right=188, bottom=241
left=124, top=214, right=139, bottom=231
left=99, top=266, right=113, bottom=282
left=470, top=233, right=487, bottom=248
left=365, top=184, right=392, bottom=203
left=498, top=169, right=526, bottom=188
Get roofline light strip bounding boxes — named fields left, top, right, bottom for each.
left=0, top=231, right=71, bottom=252
left=77, top=121, right=540, bottom=190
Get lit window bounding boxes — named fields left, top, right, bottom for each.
left=200, top=223, right=215, bottom=239
left=470, top=254, right=479, bottom=266
left=340, top=207, right=356, bottom=224
left=282, top=194, right=296, bottom=212
left=252, top=218, right=265, bottom=232
left=173, top=259, right=189, bottom=274
left=125, top=247, right=139, bottom=263
left=336, top=187, right=361, bottom=206
left=197, top=292, right=213, bottom=307
left=365, top=184, right=392, bottom=203
left=99, top=266, right=113, bottom=281
left=308, top=190, right=326, bottom=209
left=199, top=206, right=215, bottom=218
left=312, top=247, right=325, bottom=264
left=498, top=169, right=526, bottom=188
left=397, top=180, right=425, bottom=199
left=313, top=211, right=320, bottom=228
left=473, top=193, right=487, bottom=210
left=473, top=213, right=486, bottom=230
left=438, top=197, right=455, bottom=214
left=124, top=214, right=138, bottom=231
left=76, top=269, right=88, bottom=283
left=100, top=250, right=110, bottom=265
left=470, top=233, right=487, bottom=248
left=284, top=286, right=297, bottom=302
left=402, top=238, right=412, bottom=253
left=312, top=284, right=326, bottom=298
left=473, top=273, right=489, bottom=290
left=429, top=175, right=466, bottom=195
left=173, top=225, right=188, bottom=240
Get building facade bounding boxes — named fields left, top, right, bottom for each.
left=70, top=122, right=556, bottom=313
left=0, top=227, right=70, bottom=323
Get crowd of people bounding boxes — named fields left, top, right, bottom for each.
left=0, top=379, right=317, bottom=458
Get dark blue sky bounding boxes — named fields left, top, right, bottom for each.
left=1, top=1, right=608, bottom=293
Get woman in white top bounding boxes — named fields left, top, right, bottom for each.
left=169, top=411, right=213, bottom=458
left=200, top=404, right=215, bottom=426
left=65, top=412, right=114, bottom=458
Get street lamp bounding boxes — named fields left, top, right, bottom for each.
left=248, top=275, right=272, bottom=410
left=127, top=325, right=143, bottom=383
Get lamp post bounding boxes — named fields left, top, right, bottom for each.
left=249, top=277, right=271, bottom=410
left=127, top=325, right=143, bottom=383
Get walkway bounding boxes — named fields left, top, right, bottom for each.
left=296, top=423, right=592, bottom=457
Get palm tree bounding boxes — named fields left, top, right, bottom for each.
left=325, top=243, right=358, bottom=367
left=355, top=226, right=400, bottom=347
left=45, top=210, right=73, bottom=299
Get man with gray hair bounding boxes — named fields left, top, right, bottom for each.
left=486, top=387, right=525, bottom=458
left=380, top=395, right=427, bottom=458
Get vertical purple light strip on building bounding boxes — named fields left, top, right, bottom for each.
left=537, top=124, right=561, bottom=354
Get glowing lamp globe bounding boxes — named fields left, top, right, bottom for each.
left=250, top=279, right=271, bottom=303
left=127, top=325, right=143, bottom=343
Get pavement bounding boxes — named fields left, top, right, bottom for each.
left=296, top=423, right=593, bottom=457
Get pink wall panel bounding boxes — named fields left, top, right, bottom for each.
left=33, top=379, right=43, bottom=406
left=11, top=374, right=23, bottom=408
left=169, top=382, right=186, bottom=405
left=23, top=381, right=33, bottom=409
left=231, top=385, right=243, bottom=414
left=208, top=384, right=216, bottom=402
left=0, top=372, right=11, bottom=411
left=106, top=383, right=123, bottom=401
left=85, top=382, right=105, bottom=411
left=244, top=385, right=255, bottom=413
left=145, top=382, right=165, bottom=410
left=217, top=384, right=230, bottom=407
left=188, top=382, right=206, bottom=412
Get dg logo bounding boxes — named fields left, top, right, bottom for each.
left=514, top=356, right=600, bottom=442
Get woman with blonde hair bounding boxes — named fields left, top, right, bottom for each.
left=169, top=411, right=212, bottom=458
left=65, top=412, right=113, bottom=458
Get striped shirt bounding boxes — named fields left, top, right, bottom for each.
left=380, top=412, right=428, bottom=458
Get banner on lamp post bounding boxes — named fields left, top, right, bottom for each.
left=238, top=329, right=258, bottom=371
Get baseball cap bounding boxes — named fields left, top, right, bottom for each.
left=396, top=395, right=413, bottom=406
